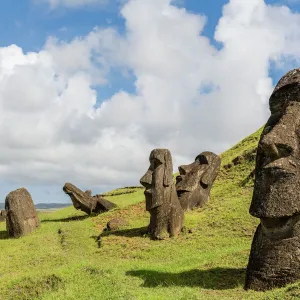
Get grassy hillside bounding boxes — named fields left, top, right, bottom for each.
left=1, top=127, right=300, bottom=299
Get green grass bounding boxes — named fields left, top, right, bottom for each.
left=1, top=126, right=300, bottom=299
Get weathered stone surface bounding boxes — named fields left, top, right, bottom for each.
left=140, top=149, right=184, bottom=240
left=106, top=218, right=129, bottom=231
left=93, top=195, right=117, bottom=213
left=245, top=68, right=300, bottom=291
left=63, top=183, right=117, bottom=215
left=176, top=151, right=221, bottom=211
left=5, top=188, right=40, bottom=238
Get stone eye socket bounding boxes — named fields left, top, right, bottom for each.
left=196, top=155, right=208, bottom=165
left=152, top=158, right=162, bottom=169
left=266, top=112, right=281, bottom=129
left=276, top=144, right=294, bottom=157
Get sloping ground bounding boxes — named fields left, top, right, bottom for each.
left=1, top=127, right=300, bottom=299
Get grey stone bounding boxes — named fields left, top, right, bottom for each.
left=5, top=188, right=40, bottom=238
left=107, top=218, right=129, bottom=231
left=176, top=151, right=221, bottom=211
left=140, top=149, right=184, bottom=240
left=0, top=210, right=7, bottom=222
left=245, top=68, right=300, bottom=291
left=63, top=183, right=117, bottom=215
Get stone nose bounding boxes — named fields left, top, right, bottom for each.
left=260, top=135, right=294, bottom=161
left=260, top=122, right=295, bottom=160
left=140, top=170, right=152, bottom=188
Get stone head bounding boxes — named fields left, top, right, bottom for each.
left=176, top=151, right=221, bottom=210
left=250, top=68, right=300, bottom=218
left=63, top=182, right=93, bottom=213
left=140, top=149, right=173, bottom=211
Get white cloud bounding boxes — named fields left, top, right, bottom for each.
left=2, top=0, right=300, bottom=200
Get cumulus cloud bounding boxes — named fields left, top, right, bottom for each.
left=2, top=0, right=300, bottom=201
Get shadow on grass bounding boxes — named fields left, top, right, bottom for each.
left=0, top=230, right=9, bottom=239
left=126, top=267, right=245, bottom=290
left=42, top=215, right=90, bottom=223
left=101, top=226, right=149, bottom=238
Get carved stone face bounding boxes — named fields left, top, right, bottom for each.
left=245, top=68, right=300, bottom=291
left=140, top=149, right=173, bottom=211
left=176, top=152, right=221, bottom=211
left=250, top=72, right=300, bottom=218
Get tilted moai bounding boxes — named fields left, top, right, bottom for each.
left=140, top=149, right=184, bottom=240
left=245, top=68, right=300, bottom=291
left=176, top=152, right=221, bottom=211
left=5, top=188, right=40, bottom=238
left=63, top=183, right=117, bottom=215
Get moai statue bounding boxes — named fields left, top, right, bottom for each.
left=5, top=188, right=40, bottom=238
left=140, top=149, right=184, bottom=240
left=176, top=152, right=221, bottom=211
left=0, top=210, right=7, bottom=222
left=245, top=68, right=300, bottom=291
left=63, top=183, right=117, bottom=215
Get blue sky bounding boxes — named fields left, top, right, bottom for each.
left=1, top=0, right=297, bottom=101
left=0, top=0, right=297, bottom=102
left=1, top=0, right=300, bottom=204
left=2, top=0, right=299, bottom=49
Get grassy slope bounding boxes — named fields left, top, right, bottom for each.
left=1, top=127, right=300, bottom=299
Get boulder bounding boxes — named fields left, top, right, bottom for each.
left=106, top=218, right=129, bottom=231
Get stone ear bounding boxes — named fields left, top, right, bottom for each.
left=163, top=152, right=173, bottom=186
left=201, top=156, right=221, bottom=187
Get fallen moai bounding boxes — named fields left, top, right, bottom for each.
left=176, top=151, right=221, bottom=211
left=140, top=149, right=184, bottom=240
left=245, top=68, right=300, bottom=291
left=63, top=183, right=117, bottom=215
left=5, top=188, right=40, bottom=238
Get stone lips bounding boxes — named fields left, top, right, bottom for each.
left=140, top=148, right=184, bottom=240
left=5, top=188, right=40, bottom=238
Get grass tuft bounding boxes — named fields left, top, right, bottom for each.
left=7, top=274, right=64, bottom=300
